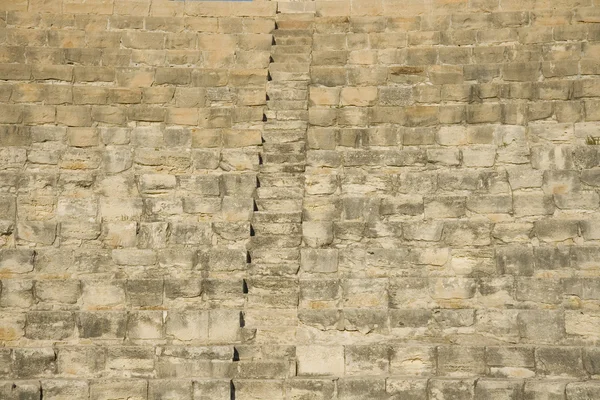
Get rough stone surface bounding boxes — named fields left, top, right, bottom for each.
left=0, top=0, right=599, bottom=398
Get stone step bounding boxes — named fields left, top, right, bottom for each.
left=269, top=110, right=309, bottom=121
left=256, top=187, right=304, bottom=199
left=257, top=172, right=304, bottom=188
left=262, top=152, right=306, bottom=164
left=255, top=199, right=303, bottom=213
left=272, top=35, right=312, bottom=46
left=263, top=142, right=306, bottom=153
left=269, top=64, right=310, bottom=81
left=273, top=29, right=313, bottom=38
left=267, top=82, right=308, bottom=100
left=275, top=11, right=315, bottom=26
left=269, top=63, right=310, bottom=73
left=251, top=235, right=302, bottom=248
left=252, top=211, right=302, bottom=223
left=262, top=129, right=306, bottom=144
left=252, top=222, right=301, bottom=236
left=259, top=163, right=306, bottom=174
left=247, top=262, right=300, bottom=277
left=264, top=120, right=308, bottom=131
left=267, top=100, right=308, bottom=111
left=270, top=52, right=311, bottom=64
left=271, top=45, right=311, bottom=55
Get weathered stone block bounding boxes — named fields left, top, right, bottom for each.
left=127, top=311, right=163, bottom=340
left=428, top=379, right=476, bottom=400
left=0, top=249, right=35, bottom=274
left=41, top=379, right=89, bottom=400
left=297, top=345, right=344, bottom=376
left=25, top=311, right=74, bottom=340
left=89, top=380, right=148, bottom=400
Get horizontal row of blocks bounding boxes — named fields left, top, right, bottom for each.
left=1, top=0, right=277, bottom=17
left=3, top=0, right=599, bottom=17
left=1, top=13, right=275, bottom=34
left=3, top=44, right=598, bottom=68
left=0, top=101, right=598, bottom=127
left=1, top=344, right=600, bottom=378
left=1, top=378, right=597, bottom=400
left=0, top=30, right=275, bottom=50
left=1, top=240, right=599, bottom=271
left=287, top=13, right=600, bottom=32
left=0, top=64, right=268, bottom=86
left=4, top=122, right=600, bottom=148
left=1, top=9, right=597, bottom=31
left=1, top=308, right=599, bottom=344
left=0, top=80, right=599, bottom=107
left=2, top=28, right=600, bottom=51
left=2, top=214, right=600, bottom=243
left=1, top=273, right=599, bottom=304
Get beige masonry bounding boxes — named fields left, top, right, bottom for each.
left=1, top=0, right=600, bottom=399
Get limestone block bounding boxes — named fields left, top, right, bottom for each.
left=566, top=382, right=600, bottom=400
left=475, top=380, right=523, bottom=400
left=428, top=379, right=476, bottom=400
left=386, top=379, right=428, bottom=400
left=127, top=311, right=163, bottom=340
left=486, top=346, right=535, bottom=378
left=77, top=312, right=127, bottom=339
left=0, top=250, right=35, bottom=274
left=517, top=310, right=564, bottom=343
left=106, top=346, right=155, bottom=377
left=390, top=345, right=435, bottom=376
left=149, top=380, right=193, bottom=400
left=57, top=346, right=106, bottom=377
left=302, top=221, right=333, bottom=247
left=35, top=279, right=81, bottom=304
left=0, top=380, right=40, bottom=399
left=89, top=380, right=148, bottom=400
left=13, top=348, right=56, bottom=378
left=296, top=345, right=344, bottom=376
left=536, top=347, right=585, bottom=378
left=40, top=380, right=89, bottom=400
left=25, top=311, right=74, bottom=340
left=338, top=378, right=387, bottom=400
left=0, top=279, right=34, bottom=308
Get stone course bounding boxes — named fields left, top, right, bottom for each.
left=1, top=0, right=600, bottom=398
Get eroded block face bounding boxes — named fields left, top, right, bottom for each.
left=0, top=0, right=597, bottom=396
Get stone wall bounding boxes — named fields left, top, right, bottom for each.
left=1, top=0, right=600, bottom=398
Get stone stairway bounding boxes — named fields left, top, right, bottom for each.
left=246, top=11, right=314, bottom=338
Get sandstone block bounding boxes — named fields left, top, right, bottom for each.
left=297, top=345, right=344, bottom=376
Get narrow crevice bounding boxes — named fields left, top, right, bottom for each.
left=230, top=380, right=236, bottom=400
left=239, top=311, right=246, bottom=328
